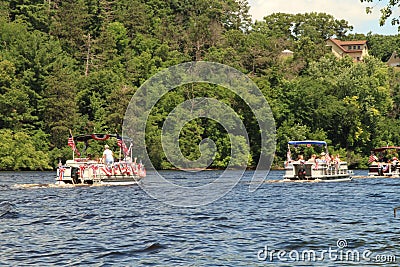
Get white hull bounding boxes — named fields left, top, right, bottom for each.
left=283, top=161, right=352, bottom=182
left=368, top=163, right=400, bottom=177
left=282, top=176, right=352, bottom=182
left=367, top=146, right=400, bottom=177
left=56, top=159, right=145, bottom=186
left=98, top=180, right=140, bottom=186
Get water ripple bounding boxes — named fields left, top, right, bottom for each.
left=0, top=171, right=400, bottom=266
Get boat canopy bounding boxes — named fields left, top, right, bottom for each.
left=75, top=134, right=132, bottom=142
left=288, top=140, right=327, bottom=146
left=371, top=146, right=400, bottom=152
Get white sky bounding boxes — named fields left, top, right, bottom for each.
left=247, top=0, right=399, bottom=35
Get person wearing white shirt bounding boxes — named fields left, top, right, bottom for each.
left=102, top=145, right=114, bottom=165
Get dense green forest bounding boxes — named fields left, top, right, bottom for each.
left=0, top=0, right=399, bottom=170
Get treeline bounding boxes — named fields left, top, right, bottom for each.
left=0, top=0, right=399, bottom=170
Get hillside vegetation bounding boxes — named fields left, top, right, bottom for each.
left=0, top=0, right=400, bottom=170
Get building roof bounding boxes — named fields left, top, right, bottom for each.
left=282, top=49, right=294, bottom=54
left=336, top=40, right=367, bottom=45
left=327, top=38, right=367, bottom=52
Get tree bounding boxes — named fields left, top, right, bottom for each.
left=252, top=13, right=353, bottom=73
left=42, top=55, right=80, bottom=148
left=361, top=0, right=400, bottom=31
left=365, top=34, right=400, bottom=62
left=50, top=0, right=91, bottom=64
left=258, top=12, right=352, bottom=42
left=1, top=0, right=400, bottom=170
left=9, top=0, right=52, bottom=32
left=292, top=12, right=352, bottom=41
left=113, top=0, right=151, bottom=38
left=105, top=84, right=135, bottom=129
left=0, top=129, right=51, bottom=170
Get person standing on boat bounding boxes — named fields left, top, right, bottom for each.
left=297, top=155, right=306, bottom=179
left=308, top=154, right=317, bottom=163
left=103, top=145, right=114, bottom=165
left=392, top=157, right=399, bottom=173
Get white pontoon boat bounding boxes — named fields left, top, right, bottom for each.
left=283, top=140, right=352, bottom=182
left=368, top=146, right=400, bottom=177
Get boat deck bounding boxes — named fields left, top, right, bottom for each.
left=284, top=161, right=351, bottom=181
left=56, top=159, right=145, bottom=185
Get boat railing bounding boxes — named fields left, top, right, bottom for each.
left=369, top=162, right=400, bottom=176
left=62, top=159, right=144, bottom=179
left=284, top=160, right=350, bottom=180
left=308, top=161, right=348, bottom=175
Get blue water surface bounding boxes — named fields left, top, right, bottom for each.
left=0, top=170, right=399, bottom=266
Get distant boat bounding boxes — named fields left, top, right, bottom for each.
left=368, top=146, right=400, bottom=177
left=283, top=140, right=352, bottom=182
left=56, top=133, right=146, bottom=186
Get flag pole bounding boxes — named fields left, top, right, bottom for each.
left=69, top=129, right=75, bottom=160
left=115, top=129, right=122, bottom=161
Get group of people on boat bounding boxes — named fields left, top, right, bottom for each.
left=295, top=153, right=343, bottom=178
left=284, top=141, right=352, bottom=181
left=294, top=152, right=341, bottom=165
left=369, top=154, right=399, bottom=175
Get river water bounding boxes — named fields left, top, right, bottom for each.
left=0, top=170, right=399, bottom=266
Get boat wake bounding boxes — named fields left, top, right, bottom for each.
left=264, top=179, right=321, bottom=183
left=0, top=201, right=15, bottom=218
left=13, top=183, right=75, bottom=189
left=138, top=242, right=166, bottom=253
left=13, top=183, right=138, bottom=189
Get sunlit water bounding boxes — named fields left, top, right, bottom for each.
left=0, top=170, right=399, bottom=266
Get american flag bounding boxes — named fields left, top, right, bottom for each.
left=116, top=133, right=129, bottom=156
left=368, top=154, right=378, bottom=164
left=68, top=133, right=80, bottom=156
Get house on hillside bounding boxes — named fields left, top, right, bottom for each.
left=387, top=51, right=400, bottom=67
left=280, top=49, right=294, bottom=58
left=279, top=49, right=294, bottom=60
left=326, top=38, right=368, bottom=62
